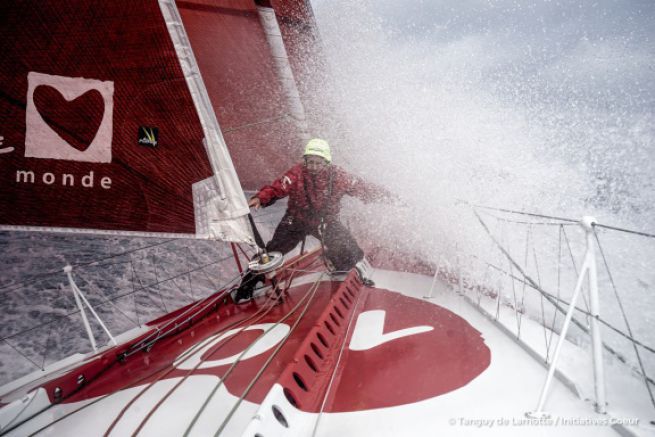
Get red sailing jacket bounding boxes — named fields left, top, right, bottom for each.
left=255, top=163, right=389, bottom=226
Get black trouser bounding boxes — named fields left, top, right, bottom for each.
left=266, top=214, right=363, bottom=272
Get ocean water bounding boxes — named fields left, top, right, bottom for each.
left=309, top=0, right=655, bottom=402
left=0, top=203, right=286, bottom=386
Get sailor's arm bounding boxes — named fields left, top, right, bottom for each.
left=248, top=196, right=262, bottom=209
left=248, top=164, right=301, bottom=209
left=342, top=169, right=397, bottom=204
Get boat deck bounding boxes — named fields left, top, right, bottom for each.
left=0, top=265, right=630, bottom=436
left=307, top=269, right=623, bottom=436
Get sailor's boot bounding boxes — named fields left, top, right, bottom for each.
left=233, top=271, right=263, bottom=303
left=355, top=259, right=375, bottom=287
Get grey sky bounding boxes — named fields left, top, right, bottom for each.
left=310, top=0, right=655, bottom=227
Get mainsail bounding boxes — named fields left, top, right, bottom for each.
left=0, top=0, right=306, bottom=242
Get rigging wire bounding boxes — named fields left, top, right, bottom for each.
left=478, top=209, right=578, bottom=227
left=0, top=338, right=42, bottom=370
left=545, top=225, right=564, bottom=363
left=151, top=248, right=168, bottom=314
left=78, top=272, right=140, bottom=327
left=0, top=255, right=236, bottom=372
left=501, top=219, right=520, bottom=328
left=561, top=226, right=591, bottom=317
left=125, top=253, right=329, bottom=435
left=222, top=113, right=291, bottom=134
left=2, top=237, right=310, bottom=435
left=2, top=256, right=234, bottom=343
left=184, top=241, right=195, bottom=300
left=0, top=238, right=181, bottom=294
left=517, top=224, right=532, bottom=335
left=467, top=202, right=578, bottom=223
left=477, top=204, right=655, bottom=394
left=468, top=202, right=655, bottom=239
left=533, top=245, right=549, bottom=359
left=130, top=259, right=141, bottom=326
left=122, top=269, right=244, bottom=358
left=9, top=273, right=243, bottom=437
left=105, top=254, right=324, bottom=435
left=131, top=250, right=167, bottom=313
left=593, top=228, right=655, bottom=408
left=105, top=280, right=282, bottom=436
left=184, top=245, right=220, bottom=291
left=474, top=251, right=655, bottom=357
left=131, top=258, right=166, bottom=314
left=472, top=209, right=655, bottom=365
left=208, top=273, right=325, bottom=437
left=595, top=223, right=655, bottom=239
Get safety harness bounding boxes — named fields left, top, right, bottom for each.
left=304, top=167, right=335, bottom=271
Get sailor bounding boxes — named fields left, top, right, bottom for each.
left=234, top=138, right=393, bottom=303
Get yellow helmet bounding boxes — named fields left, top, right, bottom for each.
left=303, top=138, right=332, bottom=163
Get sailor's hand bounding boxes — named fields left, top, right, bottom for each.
left=248, top=196, right=262, bottom=210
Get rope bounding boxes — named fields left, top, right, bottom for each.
left=7, top=272, right=244, bottom=437
left=286, top=268, right=349, bottom=275
left=202, top=274, right=324, bottom=436
left=593, top=228, right=655, bottom=408
left=248, top=213, right=267, bottom=250
left=21, top=359, right=124, bottom=436
left=8, top=243, right=303, bottom=435
left=122, top=286, right=282, bottom=437
left=252, top=208, right=287, bottom=220
left=123, top=270, right=244, bottom=358
left=117, top=255, right=322, bottom=433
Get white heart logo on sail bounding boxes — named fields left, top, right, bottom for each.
left=24, top=71, right=114, bottom=163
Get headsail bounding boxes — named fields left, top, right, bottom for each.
left=0, top=0, right=251, bottom=242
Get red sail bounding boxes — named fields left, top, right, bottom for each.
left=178, top=0, right=319, bottom=189
left=0, top=0, right=318, bottom=237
